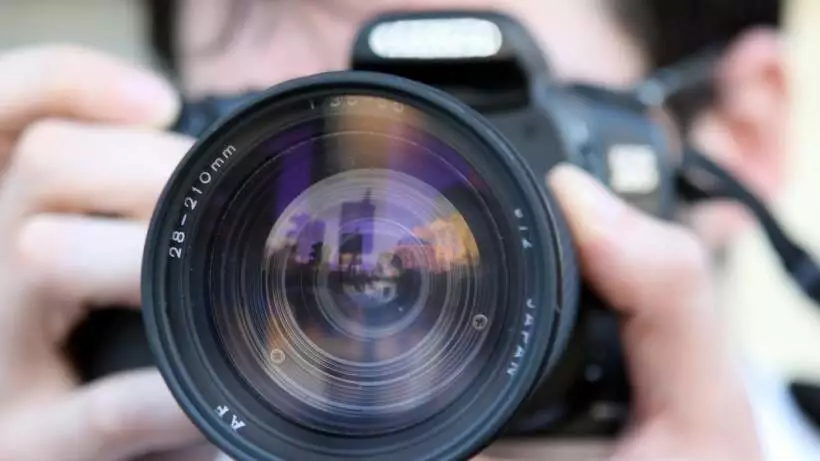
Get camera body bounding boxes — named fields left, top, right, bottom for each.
left=68, top=10, right=682, bottom=458
left=170, top=11, right=677, bottom=437
left=339, top=12, right=679, bottom=436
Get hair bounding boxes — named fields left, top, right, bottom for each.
left=144, top=0, right=781, bottom=76
left=615, top=0, right=781, bottom=69
left=145, top=0, right=176, bottom=75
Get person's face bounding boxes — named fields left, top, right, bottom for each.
left=175, top=0, right=790, bottom=251
left=177, top=0, right=648, bottom=95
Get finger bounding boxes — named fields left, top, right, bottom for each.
left=547, top=164, right=753, bottom=430
left=17, top=214, right=146, bottom=315
left=132, top=442, right=220, bottom=461
left=0, top=45, right=179, bottom=133
left=549, top=164, right=712, bottom=318
left=0, top=370, right=202, bottom=461
left=0, top=131, right=14, bottom=154
left=5, top=119, right=192, bottom=221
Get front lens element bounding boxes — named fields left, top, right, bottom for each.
left=207, top=102, right=506, bottom=435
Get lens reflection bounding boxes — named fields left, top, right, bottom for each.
left=262, top=169, right=485, bottom=422
left=208, top=95, right=509, bottom=436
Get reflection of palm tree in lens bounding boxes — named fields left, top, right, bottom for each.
left=283, top=212, right=327, bottom=264
left=337, top=189, right=376, bottom=269
left=308, top=241, right=323, bottom=266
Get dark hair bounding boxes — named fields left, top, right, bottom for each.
left=145, top=0, right=781, bottom=76
left=145, top=0, right=176, bottom=75
left=615, top=0, right=780, bottom=69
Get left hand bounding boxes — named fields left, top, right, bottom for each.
left=0, top=45, right=216, bottom=461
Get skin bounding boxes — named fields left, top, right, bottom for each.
left=0, top=0, right=789, bottom=459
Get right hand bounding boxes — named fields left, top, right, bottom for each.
left=549, top=165, right=764, bottom=461
left=480, top=166, right=766, bottom=461
left=0, top=45, right=213, bottom=461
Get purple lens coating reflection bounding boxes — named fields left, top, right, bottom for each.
left=210, top=95, right=506, bottom=436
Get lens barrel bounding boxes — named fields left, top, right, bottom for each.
left=142, top=71, right=577, bottom=461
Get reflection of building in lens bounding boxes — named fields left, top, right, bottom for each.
left=308, top=241, right=324, bottom=266
left=338, top=233, right=363, bottom=270
left=394, top=237, right=439, bottom=272
left=338, top=189, right=376, bottom=269
left=376, top=252, right=401, bottom=278
left=284, top=213, right=328, bottom=264
left=409, top=212, right=479, bottom=270
left=269, top=242, right=299, bottom=266
left=302, top=221, right=327, bottom=263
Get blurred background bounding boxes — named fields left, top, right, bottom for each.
left=721, top=0, right=820, bottom=383
left=4, top=0, right=815, bottom=394
left=1, top=0, right=819, bottom=459
left=0, top=1, right=148, bottom=63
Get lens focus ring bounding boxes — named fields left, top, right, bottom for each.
left=142, top=71, right=569, bottom=461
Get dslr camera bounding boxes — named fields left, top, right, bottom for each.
left=68, top=10, right=820, bottom=461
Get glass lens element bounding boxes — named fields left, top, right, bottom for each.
left=206, top=95, right=510, bottom=436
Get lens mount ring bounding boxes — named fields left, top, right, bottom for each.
left=142, top=71, right=571, bottom=461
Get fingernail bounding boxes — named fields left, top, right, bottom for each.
left=120, top=70, right=179, bottom=125
left=547, top=163, right=626, bottom=243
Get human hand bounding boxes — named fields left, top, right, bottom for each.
left=543, top=164, right=764, bottom=461
left=0, top=45, right=213, bottom=461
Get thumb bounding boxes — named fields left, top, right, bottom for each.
left=547, top=164, right=752, bottom=432
left=0, top=370, right=203, bottom=461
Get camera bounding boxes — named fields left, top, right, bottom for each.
left=66, top=10, right=820, bottom=461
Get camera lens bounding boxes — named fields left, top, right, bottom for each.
left=143, top=72, right=574, bottom=461
left=216, top=125, right=503, bottom=437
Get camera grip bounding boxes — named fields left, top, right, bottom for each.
left=65, top=308, right=153, bottom=381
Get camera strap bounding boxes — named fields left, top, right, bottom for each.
left=634, top=46, right=820, bottom=307
left=676, top=146, right=820, bottom=305
left=679, top=145, right=820, bottom=437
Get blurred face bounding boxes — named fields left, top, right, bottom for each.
left=175, top=0, right=790, bottom=252
left=177, top=0, right=648, bottom=96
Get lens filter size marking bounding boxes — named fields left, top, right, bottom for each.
left=472, top=314, right=488, bottom=331
left=270, top=348, right=286, bottom=365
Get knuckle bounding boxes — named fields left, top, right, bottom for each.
left=82, top=384, right=133, bottom=450
left=36, top=44, right=98, bottom=94
left=667, top=226, right=711, bottom=278
left=11, top=118, right=71, bottom=183
left=16, top=216, right=61, bottom=288
left=583, top=227, right=620, bottom=262
left=2, top=44, right=94, bottom=102
left=1, top=44, right=114, bottom=122
left=651, top=224, right=713, bottom=302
